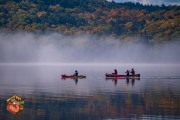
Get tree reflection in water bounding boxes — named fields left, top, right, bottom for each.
left=1, top=86, right=179, bottom=120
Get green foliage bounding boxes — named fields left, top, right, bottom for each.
left=0, top=0, right=179, bottom=41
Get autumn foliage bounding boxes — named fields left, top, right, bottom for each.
left=0, top=0, right=179, bottom=42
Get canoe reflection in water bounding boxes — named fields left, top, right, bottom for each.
left=61, top=77, right=79, bottom=85
left=61, top=75, right=86, bottom=85
left=106, top=77, right=140, bottom=86
left=126, top=78, right=139, bottom=86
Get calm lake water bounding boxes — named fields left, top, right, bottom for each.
left=0, top=64, right=180, bottom=120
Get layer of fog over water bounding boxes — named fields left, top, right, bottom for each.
left=0, top=32, right=180, bottom=64
left=108, top=0, right=180, bottom=6
left=0, top=32, right=180, bottom=119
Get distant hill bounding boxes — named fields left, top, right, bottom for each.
left=0, top=0, right=179, bottom=42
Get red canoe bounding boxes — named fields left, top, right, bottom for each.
left=105, top=73, right=140, bottom=78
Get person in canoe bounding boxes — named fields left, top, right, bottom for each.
left=73, top=70, right=78, bottom=76
left=112, top=69, right=118, bottom=75
left=125, top=70, right=129, bottom=76
left=130, top=68, right=135, bottom=75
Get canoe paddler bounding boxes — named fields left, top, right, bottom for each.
left=130, top=68, right=135, bottom=75
left=112, top=69, right=118, bottom=75
left=73, top=70, right=78, bottom=76
left=125, top=70, right=129, bottom=76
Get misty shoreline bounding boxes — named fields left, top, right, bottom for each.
left=0, top=32, right=179, bottom=64
left=0, top=62, right=180, bottom=67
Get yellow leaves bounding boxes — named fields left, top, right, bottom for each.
left=17, top=9, right=27, bottom=14
left=137, top=12, right=145, bottom=19
left=84, top=13, right=92, bottom=19
left=24, top=25, right=32, bottom=31
left=160, top=19, right=178, bottom=29
left=125, top=22, right=132, bottom=28
left=54, top=25, right=67, bottom=31
left=31, top=4, right=37, bottom=8
left=31, top=23, right=39, bottom=30
left=92, top=27, right=100, bottom=33
left=160, top=20, right=169, bottom=29
left=107, top=9, right=120, bottom=18
left=4, top=2, right=18, bottom=11
left=49, top=4, right=60, bottom=10
left=37, top=11, right=46, bottom=17
left=110, top=10, right=119, bottom=17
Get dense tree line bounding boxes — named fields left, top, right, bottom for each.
left=0, top=0, right=179, bottom=42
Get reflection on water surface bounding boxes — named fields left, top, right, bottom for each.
left=0, top=65, right=180, bottom=120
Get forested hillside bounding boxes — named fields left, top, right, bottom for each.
left=0, top=0, right=179, bottom=42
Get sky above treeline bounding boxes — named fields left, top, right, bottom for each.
left=108, top=0, right=180, bottom=6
